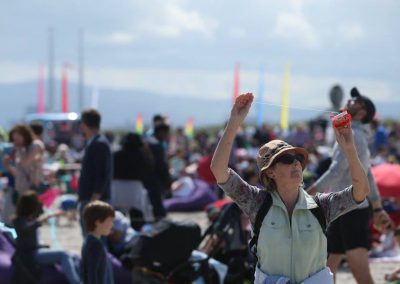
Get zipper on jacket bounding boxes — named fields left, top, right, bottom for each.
left=282, top=206, right=294, bottom=282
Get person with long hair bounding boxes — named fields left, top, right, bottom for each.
left=2, top=124, right=45, bottom=224
left=4, top=124, right=44, bottom=194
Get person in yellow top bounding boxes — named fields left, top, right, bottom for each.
left=210, top=93, right=370, bottom=283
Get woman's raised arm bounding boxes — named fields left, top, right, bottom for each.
left=210, top=93, right=253, bottom=183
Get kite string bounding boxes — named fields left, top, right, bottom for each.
left=252, top=101, right=340, bottom=115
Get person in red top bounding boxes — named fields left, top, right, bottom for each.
left=197, top=154, right=217, bottom=185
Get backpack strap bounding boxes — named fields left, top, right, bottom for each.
left=249, top=193, right=327, bottom=256
left=249, top=192, right=273, bottom=255
left=310, top=195, right=326, bottom=236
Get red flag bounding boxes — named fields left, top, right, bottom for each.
left=37, top=65, right=45, bottom=113
left=61, top=66, right=69, bottom=113
left=233, top=63, right=240, bottom=104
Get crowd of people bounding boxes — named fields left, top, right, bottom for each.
left=0, top=86, right=400, bottom=283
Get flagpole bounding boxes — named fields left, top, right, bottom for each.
left=280, top=63, right=291, bottom=132
left=91, top=86, right=99, bottom=109
left=47, top=27, right=55, bottom=112
left=78, top=28, right=85, bottom=111
left=256, top=66, right=265, bottom=128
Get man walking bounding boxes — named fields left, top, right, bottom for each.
left=144, top=123, right=171, bottom=220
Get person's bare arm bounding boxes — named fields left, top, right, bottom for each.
left=368, top=170, right=393, bottom=233
left=334, top=125, right=370, bottom=202
left=210, top=93, right=253, bottom=183
left=37, top=210, right=64, bottom=224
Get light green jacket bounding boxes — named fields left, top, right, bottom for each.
left=257, top=189, right=326, bottom=284
left=218, top=169, right=360, bottom=284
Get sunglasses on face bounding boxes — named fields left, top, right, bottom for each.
left=274, top=153, right=305, bottom=165
left=350, top=98, right=365, bottom=107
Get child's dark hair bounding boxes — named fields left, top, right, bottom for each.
left=16, top=190, right=42, bottom=218
left=83, top=201, right=115, bottom=232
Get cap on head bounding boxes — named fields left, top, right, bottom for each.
left=350, top=87, right=376, bottom=124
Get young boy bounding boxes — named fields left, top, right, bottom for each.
left=81, top=200, right=115, bottom=284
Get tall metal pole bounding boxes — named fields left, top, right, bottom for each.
left=48, top=27, right=55, bottom=112
left=78, top=28, right=84, bottom=111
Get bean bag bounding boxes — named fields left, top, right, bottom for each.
left=164, top=179, right=217, bottom=212
left=0, top=229, right=70, bottom=284
left=1, top=229, right=132, bottom=284
left=109, top=253, right=133, bottom=283
left=0, top=232, right=13, bottom=283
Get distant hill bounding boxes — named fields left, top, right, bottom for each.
left=0, top=81, right=399, bottom=130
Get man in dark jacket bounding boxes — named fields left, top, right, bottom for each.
left=78, top=109, right=112, bottom=235
left=145, top=123, right=171, bottom=220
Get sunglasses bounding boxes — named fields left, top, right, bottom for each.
left=350, top=98, right=366, bottom=107
left=274, top=153, right=305, bottom=165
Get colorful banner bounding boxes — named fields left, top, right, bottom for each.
left=256, top=66, right=265, bottom=128
left=185, top=118, right=194, bottom=139
left=280, top=63, right=290, bottom=131
left=136, top=114, right=144, bottom=135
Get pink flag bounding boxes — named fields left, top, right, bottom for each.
left=37, top=65, right=45, bottom=113
left=61, top=66, right=69, bottom=113
left=232, top=63, right=240, bottom=104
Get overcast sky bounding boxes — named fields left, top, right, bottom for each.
left=1, top=0, right=399, bottom=114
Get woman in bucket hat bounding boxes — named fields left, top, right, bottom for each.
left=210, top=93, right=370, bottom=284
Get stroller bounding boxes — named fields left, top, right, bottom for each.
left=120, top=219, right=221, bottom=284
left=201, top=201, right=255, bottom=284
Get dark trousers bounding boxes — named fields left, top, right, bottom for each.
left=147, top=186, right=166, bottom=220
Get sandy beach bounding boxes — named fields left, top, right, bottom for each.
left=40, top=211, right=399, bottom=284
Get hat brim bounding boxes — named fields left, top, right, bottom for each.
left=259, top=146, right=308, bottom=177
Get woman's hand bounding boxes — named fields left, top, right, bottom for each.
left=211, top=92, right=254, bottom=184
left=333, top=124, right=355, bottom=154
left=230, top=93, right=254, bottom=125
